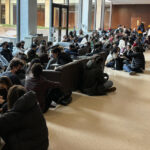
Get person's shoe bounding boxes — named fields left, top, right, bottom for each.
left=129, top=71, right=136, bottom=75
left=107, top=87, right=117, bottom=93
left=49, top=105, right=56, bottom=108
left=60, top=97, right=72, bottom=106
left=49, top=101, right=57, bottom=108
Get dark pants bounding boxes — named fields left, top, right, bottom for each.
left=44, top=88, right=72, bottom=113
left=123, top=64, right=133, bottom=72
left=106, top=61, right=115, bottom=68
left=44, top=88, right=63, bottom=113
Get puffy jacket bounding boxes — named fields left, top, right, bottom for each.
left=81, top=58, right=108, bottom=96
left=0, top=91, right=49, bottom=150
left=130, top=52, right=145, bottom=69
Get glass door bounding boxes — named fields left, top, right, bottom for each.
left=52, top=4, right=69, bottom=42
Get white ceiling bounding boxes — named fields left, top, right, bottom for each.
left=109, top=0, right=150, bottom=4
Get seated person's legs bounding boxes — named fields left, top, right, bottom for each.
left=133, top=67, right=144, bottom=73
left=106, top=61, right=115, bottom=68
left=123, top=64, right=132, bottom=72
left=123, top=64, right=136, bottom=75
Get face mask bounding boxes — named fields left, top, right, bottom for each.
left=16, top=69, right=25, bottom=75
left=0, top=88, right=8, bottom=100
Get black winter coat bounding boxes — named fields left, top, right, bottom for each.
left=57, top=52, right=72, bottom=65
left=129, top=52, right=145, bottom=70
left=81, top=58, right=108, bottom=96
left=0, top=91, right=49, bottom=150
left=1, top=49, right=13, bottom=62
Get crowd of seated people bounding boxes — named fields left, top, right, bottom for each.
left=104, top=24, right=146, bottom=75
left=0, top=23, right=149, bottom=149
left=0, top=24, right=148, bottom=112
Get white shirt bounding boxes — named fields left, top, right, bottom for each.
left=148, top=29, right=150, bottom=36
left=106, top=52, right=118, bottom=63
left=118, top=40, right=126, bottom=54
left=12, top=47, right=24, bottom=56
left=80, top=37, right=88, bottom=45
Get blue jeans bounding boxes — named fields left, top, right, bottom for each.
left=123, top=64, right=143, bottom=73
left=123, top=64, right=133, bottom=73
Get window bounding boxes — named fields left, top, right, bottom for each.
left=1, top=4, right=5, bottom=24
left=69, top=0, right=80, bottom=30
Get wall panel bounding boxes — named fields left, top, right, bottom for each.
left=112, top=5, right=150, bottom=29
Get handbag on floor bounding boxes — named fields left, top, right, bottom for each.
left=114, top=57, right=123, bottom=70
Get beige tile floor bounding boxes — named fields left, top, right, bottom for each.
left=45, top=51, right=150, bottom=150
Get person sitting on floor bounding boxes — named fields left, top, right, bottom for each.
left=5, top=53, right=28, bottom=82
left=53, top=47, right=72, bottom=65
left=25, top=63, right=72, bottom=113
left=0, top=42, right=13, bottom=62
left=46, top=47, right=72, bottom=69
left=64, top=44, right=78, bottom=58
left=20, top=40, right=25, bottom=50
left=123, top=46, right=145, bottom=75
left=27, top=44, right=38, bottom=62
left=118, top=37, right=126, bottom=54
left=26, top=58, right=41, bottom=78
left=46, top=41, right=53, bottom=52
left=1, top=59, right=24, bottom=85
left=62, top=35, right=71, bottom=42
left=12, top=42, right=24, bottom=57
left=0, top=76, right=12, bottom=113
left=106, top=45, right=120, bottom=68
left=81, top=56, right=116, bottom=96
left=38, top=45, right=49, bottom=65
left=0, top=85, right=49, bottom=150
left=123, top=45, right=133, bottom=61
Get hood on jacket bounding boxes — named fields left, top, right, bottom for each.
left=12, top=91, right=37, bottom=112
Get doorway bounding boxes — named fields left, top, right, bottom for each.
left=52, top=4, right=69, bottom=42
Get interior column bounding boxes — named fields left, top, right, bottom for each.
left=20, top=0, right=37, bottom=40
left=45, top=0, right=49, bottom=27
left=82, top=0, right=92, bottom=33
left=0, top=0, right=1, bottom=24
left=5, top=0, right=10, bottom=24
left=96, top=0, right=105, bottom=30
